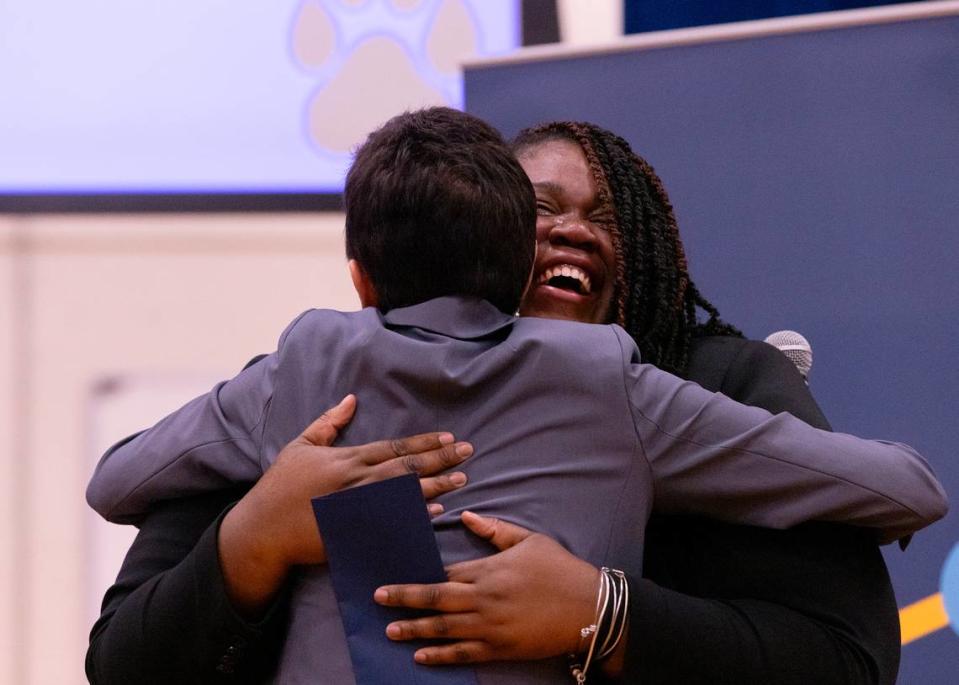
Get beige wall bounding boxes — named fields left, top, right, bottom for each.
left=1, top=219, right=20, bottom=685
left=0, top=212, right=352, bottom=685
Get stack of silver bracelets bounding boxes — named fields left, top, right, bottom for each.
left=568, top=567, right=630, bottom=684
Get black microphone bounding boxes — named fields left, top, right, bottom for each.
left=764, top=330, right=812, bottom=382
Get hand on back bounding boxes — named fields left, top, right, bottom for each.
left=375, top=511, right=601, bottom=664
left=218, top=394, right=471, bottom=616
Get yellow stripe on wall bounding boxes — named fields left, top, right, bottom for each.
left=900, top=593, right=950, bottom=645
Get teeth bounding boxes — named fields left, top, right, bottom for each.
left=538, top=264, right=592, bottom=294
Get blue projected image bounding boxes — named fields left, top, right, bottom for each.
left=0, top=0, right=519, bottom=197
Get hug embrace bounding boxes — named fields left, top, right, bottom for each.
left=87, top=108, right=947, bottom=685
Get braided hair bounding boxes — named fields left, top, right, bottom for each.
left=513, top=122, right=742, bottom=375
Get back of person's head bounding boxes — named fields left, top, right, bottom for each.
left=345, top=107, right=536, bottom=314
left=513, top=121, right=741, bottom=375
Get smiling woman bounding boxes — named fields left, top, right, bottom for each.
left=517, top=137, right=617, bottom=324
left=514, top=122, right=743, bottom=373
left=378, top=121, right=904, bottom=685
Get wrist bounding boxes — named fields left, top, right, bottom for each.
left=569, top=568, right=600, bottom=654
left=569, top=567, right=630, bottom=683
left=599, top=625, right=628, bottom=680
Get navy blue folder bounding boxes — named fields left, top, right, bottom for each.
left=312, top=474, right=478, bottom=685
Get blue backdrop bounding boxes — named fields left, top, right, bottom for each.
left=466, top=10, right=959, bottom=682
left=623, top=0, right=923, bottom=32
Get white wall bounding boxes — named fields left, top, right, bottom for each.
left=0, top=212, right=352, bottom=685
left=556, top=0, right=624, bottom=45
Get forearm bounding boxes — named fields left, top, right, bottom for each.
left=87, top=355, right=279, bottom=524
left=218, top=496, right=294, bottom=619
left=628, top=517, right=899, bottom=685
left=629, top=360, right=947, bottom=539
left=616, top=578, right=877, bottom=685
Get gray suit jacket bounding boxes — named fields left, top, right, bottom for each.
left=87, top=296, right=946, bottom=684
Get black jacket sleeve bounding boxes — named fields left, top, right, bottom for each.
left=85, top=486, right=290, bottom=685
left=619, top=338, right=900, bottom=685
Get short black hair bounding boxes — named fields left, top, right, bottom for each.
left=345, top=107, right=536, bottom=314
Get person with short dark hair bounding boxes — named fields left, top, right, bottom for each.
left=86, top=109, right=946, bottom=684
left=343, top=106, right=534, bottom=316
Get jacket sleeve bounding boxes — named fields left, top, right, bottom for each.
left=86, top=352, right=278, bottom=524
left=86, top=487, right=290, bottom=685
left=85, top=313, right=312, bottom=524
left=618, top=333, right=947, bottom=542
left=620, top=338, right=901, bottom=685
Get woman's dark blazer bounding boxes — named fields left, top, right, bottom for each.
left=622, top=336, right=899, bottom=685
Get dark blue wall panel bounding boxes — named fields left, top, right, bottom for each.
left=467, top=13, right=959, bottom=682
left=623, top=0, right=922, bottom=33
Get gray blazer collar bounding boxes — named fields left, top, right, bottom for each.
left=383, top=296, right=515, bottom=340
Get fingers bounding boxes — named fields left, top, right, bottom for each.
left=443, top=559, right=482, bottom=583
left=299, top=395, right=357, bottom=446
left=385, top=613, right=479, bottom=642
left=413, top=641, right=494, bottom=665
left=358, top=432, right=459, bottom=465
left=461, top=510, right=532, bottom=551
left=420, top=472, right=468, bottom=500
left=374, top=582, right=475, bottom=612
left=372, top=441, right=473, bottom=480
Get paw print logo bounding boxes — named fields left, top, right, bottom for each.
left=291, top=0, right=489, bottom=158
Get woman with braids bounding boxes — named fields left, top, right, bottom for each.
left=373, top=121, right=901, bottom=684
left=87, top=120, right=901, bottom=684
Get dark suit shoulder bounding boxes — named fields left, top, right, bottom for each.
left=684, top=335, right=752, bottom=393
left=686, top=335, right=830, bottom=430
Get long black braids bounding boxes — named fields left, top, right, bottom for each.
left=513, top=122, right=742, bottom=376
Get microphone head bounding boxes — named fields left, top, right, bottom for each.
left=764, top=330, right=812, bottom=380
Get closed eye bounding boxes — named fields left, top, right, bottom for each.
left=588, top=209, right=616, bottom=228
left=536, top=201, right=557, bottom=216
